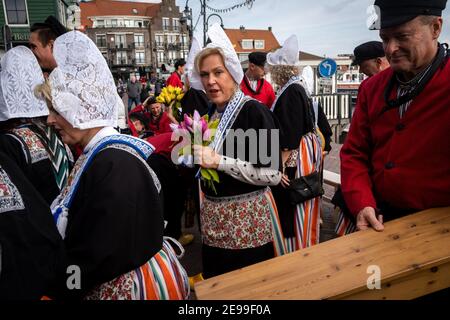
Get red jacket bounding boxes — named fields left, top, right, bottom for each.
left=240, top=77, right=275, bottom=108
left=148, top=112, right=173, bottom=136
left=340, top=60, right=450, bottom=216
left=166, top=72, right=183, bottom=89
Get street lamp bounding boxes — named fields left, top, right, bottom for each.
left=183, top=0, right=208, bottom=46
left=205, top=13, right=224, bottom=34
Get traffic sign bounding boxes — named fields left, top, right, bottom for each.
left=318, top=58, right=337, bottom=78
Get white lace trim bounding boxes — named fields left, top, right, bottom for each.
left=0, top=46, right=48, bottom=121
left=49, top=31, right=119, bottom=129
left=190, top=24, right=244, bottom=91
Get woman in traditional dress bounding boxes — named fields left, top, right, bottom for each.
left=189, top=24, right=285, bottom=278
left=0, top=46, right=72, bottom=205
left=0, top=151, right=63, bottom=300
left=268, top=36, right=324, bottom=252
left=36, top=31, right=189, bottom=300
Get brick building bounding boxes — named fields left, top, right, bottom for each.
left=80, top=0, right=188, bottom=79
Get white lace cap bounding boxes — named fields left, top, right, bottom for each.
left=0, top=46, right=48, bottom=121
left=186, top=37, right=202, bottom=90
left=190, top=23, right=244, bottom=91
left=267, top=35, right=299, bottom=66
left=49, top=31, right=119, bottom=129
left=301, top=65, right=315, bottom=95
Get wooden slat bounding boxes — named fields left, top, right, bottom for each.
left=323, top=170, right=340, bottom=188
left=195, top=207, right=450, bottom=300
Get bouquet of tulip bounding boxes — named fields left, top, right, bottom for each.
left=156, top=85, right=184, bottom=122
left=172, top=110, right=221, bottom=194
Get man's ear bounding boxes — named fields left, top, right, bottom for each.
left=49, top=39, right=55, bottom=50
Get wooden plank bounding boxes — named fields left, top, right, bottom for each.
left=323, top=170, right=340, bottom=188
left=195, top=207, right=450, bottom=300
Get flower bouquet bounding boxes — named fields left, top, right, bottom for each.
left=172, top=110, right=221, bottom=194
left=156, top=85, right=184, bottom=122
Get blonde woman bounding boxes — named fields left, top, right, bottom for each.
left=189, top=24, right=285, bottom=278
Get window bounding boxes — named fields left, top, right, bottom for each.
left=168, top=51, right=177, bottom=62
left=182, top=35, right=188, bottom=48
left=96, top=19, right=104, bottom=28
left=239, top=54, right=249, bottom=62
left=135, top=20, right=143, bottom=28
left=134, top=34, right=144, bottom=47
left=254, top=40, right=265, bottom=50
left=3, top=0, right=28, bottom=25
left=116, top=51, right=127, bottom=65
left=162, top=18, right=170, bottom=31
left=135, top=52, right=145, bottom=64
left=124, top=20, right=132, bottom=27
left=242, top=39, right=253, bottom=50
left=111, top=19, right=118, bottom=27
left=96, top=34, right=106, bottom=48
left=168, top=35, right=177, bottom=44
left=157, top=51, right=165, bottom=63
left=172, top=18, right=179, bottom=31
left=115, top=34, right=126, bottom=48
left=155, top=35, right=164, bottom=46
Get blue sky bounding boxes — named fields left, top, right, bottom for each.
left=120, top=0, right=450, bottom=57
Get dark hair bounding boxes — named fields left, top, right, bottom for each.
left=175, top=59, right=186, bottom=70
left=30, top=15, right=67, bottom=46
left=129, top=113, right=148, bottom=129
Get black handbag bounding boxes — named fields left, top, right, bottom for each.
left=288, top=171, right=324, bottom=205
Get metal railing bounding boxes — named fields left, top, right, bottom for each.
left=311, top=94, right=353, bottom=121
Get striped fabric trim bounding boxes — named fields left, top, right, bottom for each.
left=132, top=239, right=189, bottom=300
left=265, top=190, right=287, bottom=256
left=44, top=126, right=70, bottom=191
left=283, top=132, right=323, bottom=253
left=334, top=208, right=357, bottom=237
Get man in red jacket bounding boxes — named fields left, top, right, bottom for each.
left=166, top=59, right=185, bottom=89
left=340, top=0, right=450, bottom=231
left=240, top=52, right=275, bottom=108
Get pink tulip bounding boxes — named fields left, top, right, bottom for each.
left=184, top=114, right=193, bottom=128
left=203, top=128, right=211, bottom=141
left=200, top=118, right=208, bottom=133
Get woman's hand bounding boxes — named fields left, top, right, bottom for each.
left=280, top=174, right=290, bottom=188
left=193, top=145, right=221, bottom=169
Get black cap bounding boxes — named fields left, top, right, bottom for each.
left=248, top=52, right=267, bottom=67
left=30, top=15, right=67, bottom=37
left=371, top=0, right=447, bottom=30
left=175, top=59, right=186, bottom=69
left=352, top=41, right=385, bottom=66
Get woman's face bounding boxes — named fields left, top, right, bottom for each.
left=199, top=53, right=236, bottom=109
left=150, top=103, right=162, bottom=116
left=46, top=109, right=85, bottom=146
left=132, top=119, right=144, bottom=133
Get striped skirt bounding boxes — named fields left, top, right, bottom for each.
left=283, top=132, right=323, bottom=253
left=85, top=239, right=189, bottom=300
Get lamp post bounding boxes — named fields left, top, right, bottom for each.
left=183, top=0, right=208, bottom=46
left=205, top=13, right=224, bottom=34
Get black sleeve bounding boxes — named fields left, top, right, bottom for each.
left=0, top=134, right=59, bottom=205
left=225, top=100, right=281, bottom=170
left=317, top=103, right=333, bottom=152
left=181, top=88, right=210, bottom=117
left=58, top=148, right=164, bottom=299
left=0, top=134, right=29, bottom=171
left=272, top=84, right=314, bottom=150
left=0, top=152, right=63, bottom=300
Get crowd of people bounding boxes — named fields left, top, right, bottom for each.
left=0, top=0, right=449, bottom=300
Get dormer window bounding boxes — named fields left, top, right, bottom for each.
left=254, top=40, right=265, bottom=50
left=242, top=39, right=253, bottom=50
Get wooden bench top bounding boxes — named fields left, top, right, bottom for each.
left=195, top=207, right=450, bottom=300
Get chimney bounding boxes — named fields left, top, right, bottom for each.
left=240, top=25, right=245, bottom=31
left=268, top=26, right=272, bottom=32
